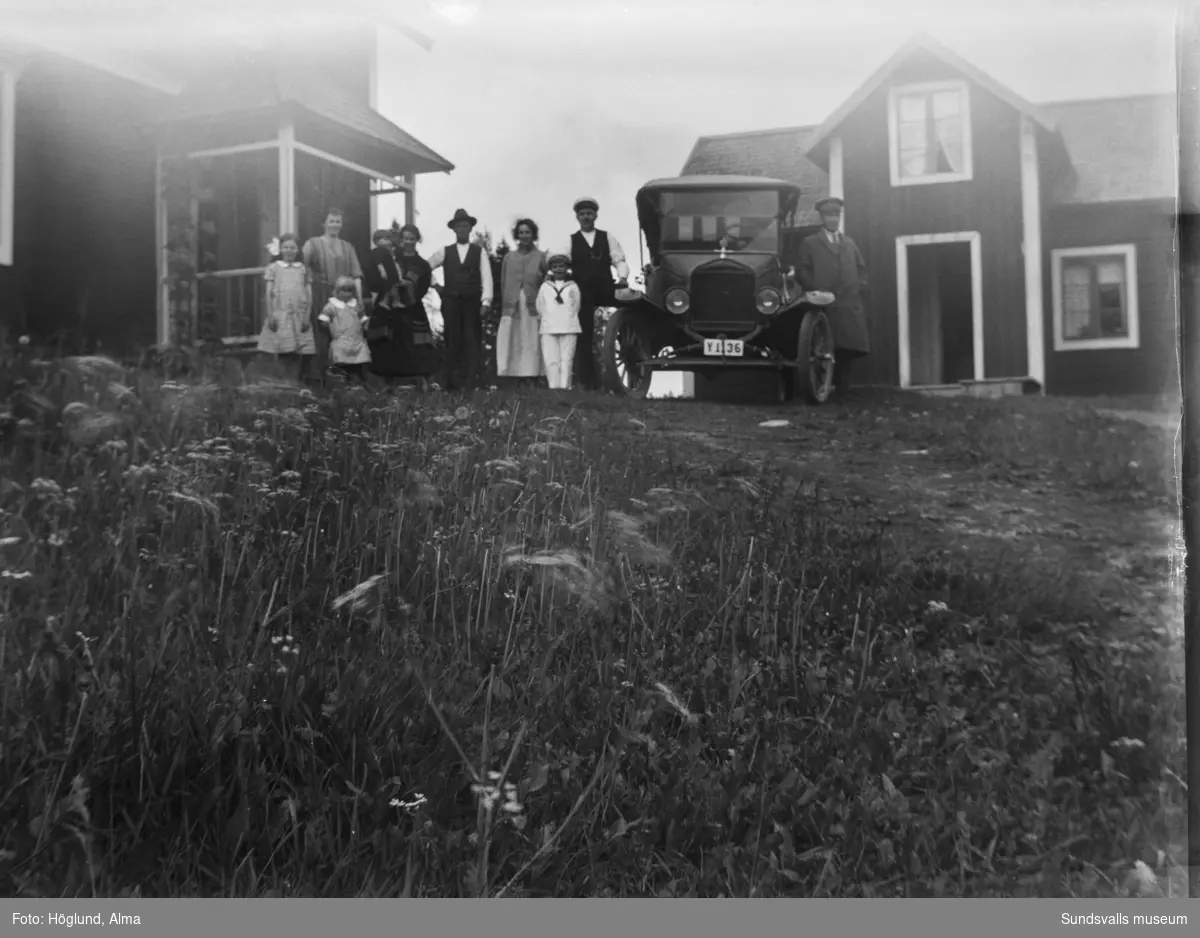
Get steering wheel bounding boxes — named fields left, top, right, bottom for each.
left=719, top=223, right=748, bottom=250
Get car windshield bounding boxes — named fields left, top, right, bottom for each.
left=657, top=189, right=781, bottom=253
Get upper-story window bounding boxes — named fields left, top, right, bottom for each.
left=887, top=80, right=974, bottom=187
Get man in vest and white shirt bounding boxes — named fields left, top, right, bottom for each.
left=427, top=208, right=494, bottom=391
left=568, top=197, right=629, bottom=391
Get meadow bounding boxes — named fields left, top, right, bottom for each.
left=0, top=346, right=1186, bottom=898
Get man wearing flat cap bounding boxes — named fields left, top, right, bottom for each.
left=568, top=197, right=630, bottom=391
left=796, top=196, right=870, bottom=391
left=426, top=208, right=494, bottom=391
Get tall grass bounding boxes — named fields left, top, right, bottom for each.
left=0, top=349, right=1184, bottom=897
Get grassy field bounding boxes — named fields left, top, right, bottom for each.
left=0, top=349, right=1186, bottom=898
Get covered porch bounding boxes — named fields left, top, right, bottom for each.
left=156, top=70, right=453, bottom=348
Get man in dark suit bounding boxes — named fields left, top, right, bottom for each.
left=796, top=197, right=870, bottom=391
left=426, top=208, right=494, bottom=391
left=568, top=197, right=630, bottom=391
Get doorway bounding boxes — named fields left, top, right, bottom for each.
left=897, top=232, right=982, bottom=387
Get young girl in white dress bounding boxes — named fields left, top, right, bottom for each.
left=257, top=233, right=314, bottom=380
left=317, top=276, right=371, bottom=383
left=535, top=253, right=582, bottom=390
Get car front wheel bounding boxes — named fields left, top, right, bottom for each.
left=796, top=310, right=835, bottom=404
left=602, top=307, right=655, bottom=397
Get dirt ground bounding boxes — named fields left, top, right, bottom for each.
left=642, top=391, right=1182, bottom=639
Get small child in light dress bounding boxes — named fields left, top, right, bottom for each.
left=257, top=233, right=314, bottom=380
left=317, top=275, right=371, bottom=383
left=535, top=253, right=582, bottom=390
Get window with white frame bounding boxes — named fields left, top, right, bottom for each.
left=888, top=80, right=973, bottom=186
left=1051, top=244, right=1140, bottom=351
left=0, top=63, right=16, bottom=267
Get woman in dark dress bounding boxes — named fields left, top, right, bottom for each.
left=366, top=223, right=439, bottom=386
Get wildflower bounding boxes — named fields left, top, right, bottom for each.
left=390, top=793, right=428, bottom=812
left=30, top=478, right=63, bottom=497
left=331, top=574, right=385, bottom=612
left=18, top=335, right=29, bottom=346
left=926, top=600, right=951, bottom=615
left=1131, top=860, right=1158, bottom=895
left=47, top=533, right=67, bottom=548
left=454, top=406, right=470, bottom=421
left=0, top=537, right=20, bottom=548
left=108, top=382, right=136, bottom=400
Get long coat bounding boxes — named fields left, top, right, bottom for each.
left=796, top=230, right=871, bottom=356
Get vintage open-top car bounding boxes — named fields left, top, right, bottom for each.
left=602, top=174, right=837, bottom=403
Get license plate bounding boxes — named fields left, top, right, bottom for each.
left=703, top=339, right=743, bottom=357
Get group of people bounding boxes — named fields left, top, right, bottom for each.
left=255, top=196, right=630, bottom=393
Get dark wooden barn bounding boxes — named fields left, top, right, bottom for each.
left=682, top=33, right=1181, bottom=398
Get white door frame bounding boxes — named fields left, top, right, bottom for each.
left=895, top=231, right=984, bottom=388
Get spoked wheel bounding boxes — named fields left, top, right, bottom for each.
left=796, top=310, right=835, bottom=404
left=602, top=306, right=655, bottom=397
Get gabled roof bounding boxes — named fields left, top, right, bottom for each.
left=680, top=126, right=829, bottom=225
left=683, top=83, right=1178, bottom=212
left=804, top=32, right=1058, bottom=166
left=159, top=68, right=454, bottom=175
left=1040, top=93, right=1178, bottom=206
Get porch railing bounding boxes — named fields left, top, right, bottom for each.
left=195, top=267, right=267, bottom=347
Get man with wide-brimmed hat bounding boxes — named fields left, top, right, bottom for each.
left=426, top=208, right=494, bottom=391
left=796, top=196, right=870, bottom=391
left=568, top=196, right=629, bottom=391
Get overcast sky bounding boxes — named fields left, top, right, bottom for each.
left=374, top=0, right=1179, bottom=267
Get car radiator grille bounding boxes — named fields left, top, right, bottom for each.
left=689, top=268, right=756, bottom=329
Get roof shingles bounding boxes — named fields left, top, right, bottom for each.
left=681, top=126, right=829, bottom=225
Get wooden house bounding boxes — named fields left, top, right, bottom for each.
left=0, top=7, right=453, bottom=354
left=682, top=33, right=1184, bottom=397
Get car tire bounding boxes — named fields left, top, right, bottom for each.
left=796, top=310, right=835, bottom=405
left=602, top=306, right=655, bottom=397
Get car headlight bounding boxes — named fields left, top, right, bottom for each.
left=665, top=288, right=690, bottom=315
left=756, top=287, right=782, bottom=316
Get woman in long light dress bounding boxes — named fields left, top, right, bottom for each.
left=302, top=207, right=364, bottom=378
left=496, top=218, right=547, bottom=386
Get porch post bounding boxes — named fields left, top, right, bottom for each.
left=828, top=136, right=845, bottom=233
left=155, top=146, right=169, bottom=346
left=405, top=174, right=416, bottom=226
left=0, top=56, right=27, bottom=269
left=278, top=113, right=296, bottom=234
left=1019, top=115, right=1046, bottom=392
